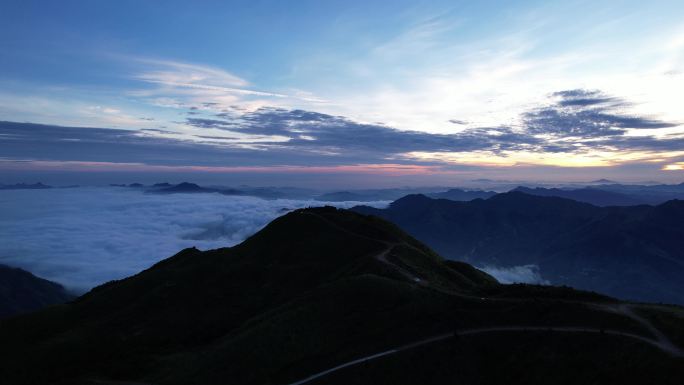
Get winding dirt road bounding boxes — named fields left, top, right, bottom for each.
left=287, top=321, right=683, bottom=385
left=290, top=211, right=684, bottom=385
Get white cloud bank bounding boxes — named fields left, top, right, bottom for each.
left=478, top=264, right=550, bottom=285
left=0, top=187, right=388, bottom=293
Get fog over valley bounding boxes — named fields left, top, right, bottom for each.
left=3, top=2, right=684, bottom=383
left=0, top=186, right=389, bottom=292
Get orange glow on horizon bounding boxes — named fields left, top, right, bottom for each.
left=0, top=160, right=452, bottom=176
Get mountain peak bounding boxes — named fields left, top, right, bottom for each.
left=175, top=182, right=201, bottom=189
left=3, top=206, right=683, bottom=384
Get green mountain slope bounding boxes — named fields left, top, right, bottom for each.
left=353, top=192, right=684, bottom=304
left=0, top=207, right=682, bottom=385
left=0, top=264, right=73, bottom=318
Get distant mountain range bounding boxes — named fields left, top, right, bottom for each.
left=115, top=182, right=309, bottom=199
left=315, top=187, right=495, bottom=202
left=511, top=183, right=684, bottom=206
left=354, top=192, right=684, bottom=304
left=0, top=182, right=52, bottom=190
left=101, top=180, right=684, bottom=206
left=511, top=186, right=644, bottom=206
left=0, top=264, right=73, bottom=318
left=427, top=188, right=497, bottom=201
left=147, top=182, right=242, bottom=195
left=2, top=207, right=683, bottom=384
left=310, top=181, right=684, bottom=207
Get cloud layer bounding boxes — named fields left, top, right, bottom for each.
left=524, top=90, right=678, bottom=139
left=0, top=187, right=388, bottom=292
left=3, top=88, right=682, bottom=169
left=478, top=264, right=550, bottom=285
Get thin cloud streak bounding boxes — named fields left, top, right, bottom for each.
left=0, top=160, right=442, bottom=176
left=130, top=57, right=328, bottom=112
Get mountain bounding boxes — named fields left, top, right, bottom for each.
left=148, top=182, right=242, bottom=195
left=315, top=187, right=452, bottom=202
left=354, top=192, right=684, bottom=304
left=0, top=264, right=73, bottom=318
left=0, top=182, right=52, bottom=190
left=118, top=182, right=307, bottom=199
left=589, top=179, right=618, bottom=184
left=512, top=186, right=644, bottom=206
left=594, top=182, right=684, bottom=204
left=150, top=181, right=211, bottom=193
left=427, top=188, right=497, bottom=201
left=1, top=207, right=683, bottom=384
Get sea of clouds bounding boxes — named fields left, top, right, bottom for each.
left=0, top=187, right=388, bottom=293
left=478, top=264, right=550, bottom=285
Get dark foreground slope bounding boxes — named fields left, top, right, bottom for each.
left=1, top=207, right=683, bottom=385
left=0, top=264, right=73, bottom=318
left=354, top=192, right=684, bottom=304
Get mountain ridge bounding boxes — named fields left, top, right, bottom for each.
left=0, top=264, right=73, bottom=318
left=1, top=207, right=683, bottom=384
left=353, top=192, right=684, bottom=304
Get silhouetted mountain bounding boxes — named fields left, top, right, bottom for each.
left=428, top=188, right=497, bottom=201
left=153, top=182, right=206, bottom=193
left=594, top=182, right=684, bottom=204
left=0, top=182, right=52, bottom=190
left=354, top=192, right=684, bottom=304
left=149, top=182, right=242, bottom=195
left=126, top=182, right=305, bottom=199
left=0, top=264, right=73, bottom=318
left=1, top=208, right=683, bottom=385
left=316, top=187, right=456, bottom=202
left=512, top=186, right=644, bottom=206
left=590, top=179, right=618, bottom=184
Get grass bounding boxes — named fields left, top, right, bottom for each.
left=0, top=207, right=681, bottom=385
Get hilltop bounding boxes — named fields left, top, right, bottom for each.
left=0, top=207, right=682, bottom=384
left=353, top=192, right=684, bottom=304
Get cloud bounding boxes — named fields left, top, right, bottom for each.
left=448, top=119, right=468, bottom=125
left=478, top=264, right=550, bottom=285
left=595, top=135, right=684, bottom=152
left=186, top=108, right=539, bottom=155
left=551, top=89, right=621, bottom=107
left=663, top=162, right=684, bottom=171
left=183, top=93, right=682, bottom=158
left=0, top=187, right=389, bottom=292
left=135, top=58, right=250, bottom=88
left=129, top=58, right=325, bottom=113
left=524, top=89, right=678, bottom=138
left=0, top=118, right=533, bottom=169
left=0, top=121, right=366, bottom=167
left=1, top=88, right=682, bottom=171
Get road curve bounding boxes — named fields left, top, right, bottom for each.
left=286, top=325, right=683, bottom=385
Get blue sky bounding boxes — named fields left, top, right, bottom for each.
left=2, top=0, right=684, bottom=185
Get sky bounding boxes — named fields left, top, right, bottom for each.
left=2, top=0, right=684, bottom=186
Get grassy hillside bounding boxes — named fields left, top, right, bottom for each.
left=311, top=332, right=684, bottom=385
left=0, top=264, right=73, bottom=318
left=0, top=207, right=682, bottom=385
left=353, top=192, right=684, bottom=304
